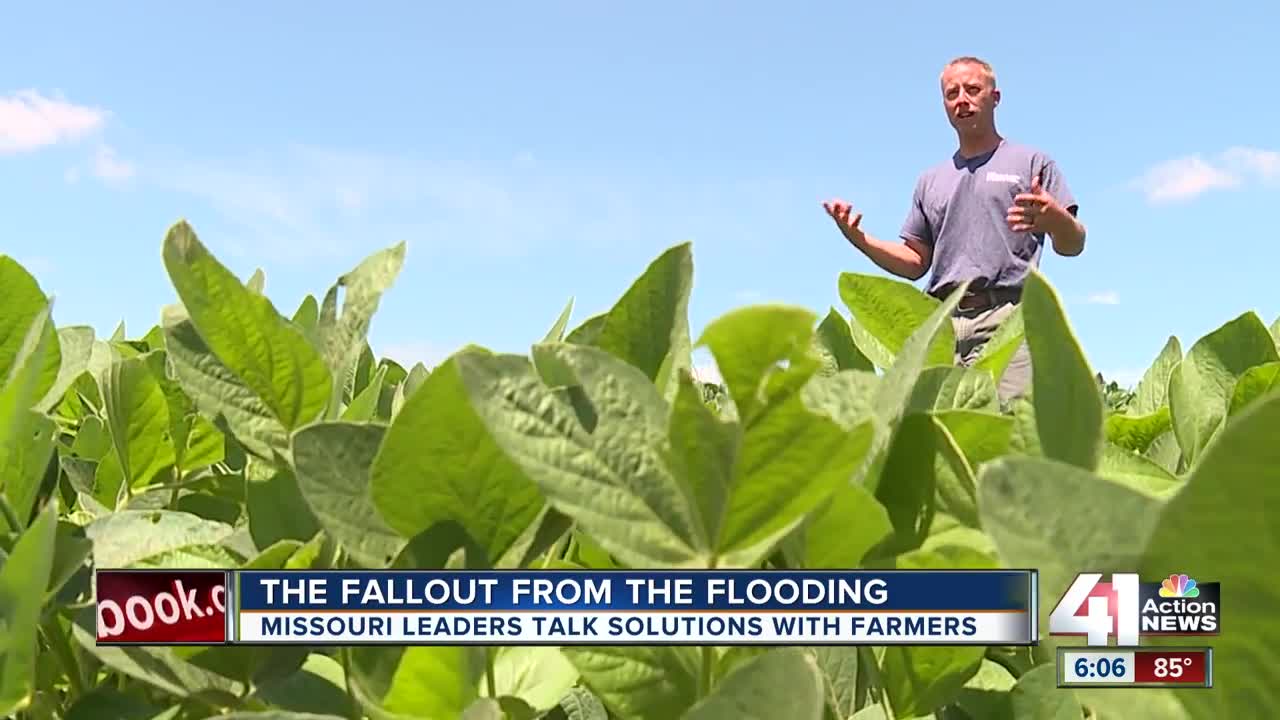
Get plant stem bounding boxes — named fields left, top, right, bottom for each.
left=0, top=495, right=22, bottom=533
left=699, top=645, right=713, bottom=700
left=40, top=618, right=85, bottom=701
left=340, top=647, right=361, bottom=720
left=486, top=647, right=498, bottom=698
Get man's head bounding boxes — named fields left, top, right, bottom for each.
left=940, top=56, right=1000, bottom=137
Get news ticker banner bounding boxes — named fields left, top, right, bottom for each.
left=96, top=569, right=1037, bottom=646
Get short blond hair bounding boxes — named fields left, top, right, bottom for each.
left=941, top=56, right=997, bottom=88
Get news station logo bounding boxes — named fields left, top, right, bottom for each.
left=1048, top=572, right=1220, bottom=646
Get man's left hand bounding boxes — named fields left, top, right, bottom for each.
left=1006, top=175, right=1066, bottom=233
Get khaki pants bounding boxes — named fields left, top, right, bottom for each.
left=951, top=301, right=1031, bottom=405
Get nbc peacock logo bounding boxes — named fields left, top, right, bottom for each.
left=1158, top=574, right=1199, bottom=598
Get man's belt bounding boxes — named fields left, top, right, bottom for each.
left=956, top=286, right=1022, bottom=311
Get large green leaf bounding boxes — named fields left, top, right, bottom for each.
left=84, top=509, right=238, bottom=568
left=0, top=257, right=60, bottom=406
left=101, top=353, right=176, bottom=490
left=246, top=460, right=321, bottom=551
left=977, top=456, right=1163, bottom=638
left=1097, top=444, right=1181, bottom=498
left=315, top=243, right=405, bottom=410
left=971, top=305, right=1025, bottom=382
left=588, top=243, right=693, bottom=402
left=811, top=308, right=874, bottom=374
left=349, top=646, right=485, bottom=720
left=455, top=346, right=702, bottom=567
left=907, top=366, right=998, bottom=413
left=371, top=351, right=544, bottom=564
left=162, top=221, right=332, bottom=440
left=544, top=298, right=575, bottom=343
left=1129, top=336, right=1181, bottom=416
left=565, top=646, right=699, bottom=720
left=37, top=326, right=94, bottom=412
left=682, top=648, right=824, bottom=720
left=487, top=646, right=579, bottom=713
left=697, top=305, right=816, bottom=423
left=837, top=273, right=953, bottom=369
left=1227, top=361, right=1280, bottom=416
left=0, top=305, right=60, bottom=522
left=1104, top=408, right=1171, bottom=454
left=293, top=422, right=406, bottom=568
left=1167, top=311, right=1278, bottom=465
left=1139, top=393, right=1280, bottom=717
left=794, top=480, right=892, bottom=570
left=1021, top=270, right=1103, bottom=470
left=0, top=499, right=57, bottom=715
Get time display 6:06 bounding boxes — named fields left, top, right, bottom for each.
left=1061, top=651, right=1134, bottom=684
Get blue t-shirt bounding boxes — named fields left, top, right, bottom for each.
left=899, top=139, right=1078, bottom=298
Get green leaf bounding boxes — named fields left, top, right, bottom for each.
left=977, top=456, right=1162, bottom=639
left=697, top=305, right=816, bottom=423
left=0, top=499, right=57, bottom=715
left=371, top=352, right=544, bottom=564
left=881, top=644, right=983, bottom=718
left=1139, top=393, right=1280, bottom=717
left=1009, top=664, right=1082, bottom=719
left=1098, top=444, right=1182, bottom=498
left=348, top=646, right=485, bottom=720
left=0, top=409, right=57, bottom=528
left=253, top=653, right=353, bottom=717
left=1167, top=311, right=1279, bottom=465
left=879, top=525, right=986, bottom=717
left=36, top=326, right=95, bottom=412
left=933, top=409, right=1013, bottom=466
left=246, top=268, right=266, bottom=294
left=544, top=297, right=575, bottom=343
left=971, top=305, right=1025, bottom=382
left=837, top=273, right=954, bottom=369
left=1104, top=408, right=1171, bottom=454
left=162, top=221, right=332, bottom=440
left=101, top=353, right=176, bottom=490
left=315, top=243, right=405, bottom=408
left=246, top=460, right=321, bottom=550
left=1228, top=361, right=1280, bottom=416
left=293, top=422, right=406, bottom=568
left=83, top=509, right=237, bottom=568
left=557, top=686, right=608, bottom=720
left=590, top=243, right=693, bottom=402
left=793, top=477, right=891, bottom=570
left=1129, top=336, right=1181, bottom=416
left=488, top=646, right=579, bottom=712
left=803, top=647, right=860, bottom=720
left=0, top=257, right=60, bottom=405
left=162, top=304, right=289, bottom=461
left=565, top=646, right=698, bottom=720
left=1021, top=270, right=1103, bottom=470
left=455, top=346, right=702, bottom=568
left=907, top=367, right=998, bottom=413
left=682, top=648, right=824, bottom=720
left=811, top=308, right=874, bottom=373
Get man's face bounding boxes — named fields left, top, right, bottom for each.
left=941, top=63, right=999, bottom=133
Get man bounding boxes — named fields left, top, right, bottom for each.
left=823, top=56, right=1086, bottom=403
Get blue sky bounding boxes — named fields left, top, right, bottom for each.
left=4, top=2, right=1278, bottom=387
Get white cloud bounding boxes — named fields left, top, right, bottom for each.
left=93, top=144, right=135, bottom=186
left=1134, top=146, right=1280, bottom=203
left=1085, top=290, right=1120, bottom=305
left=0, top=90, right=107, bottom=154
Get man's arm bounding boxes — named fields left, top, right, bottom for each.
left=1044, top=206, right=1086, bottom=256
left=823, top=200, right=933, bottom=280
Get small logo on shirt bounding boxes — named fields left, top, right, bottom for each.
left=986, top=172, right=1021, bottom=183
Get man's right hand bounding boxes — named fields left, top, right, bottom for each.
left=823, top=199, right=865, bottom=246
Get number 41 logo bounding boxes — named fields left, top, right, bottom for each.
left=1048, top=573, right=1141, bottom=646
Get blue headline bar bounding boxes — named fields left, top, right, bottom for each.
left=235, top=570, right=1034, bottom=612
